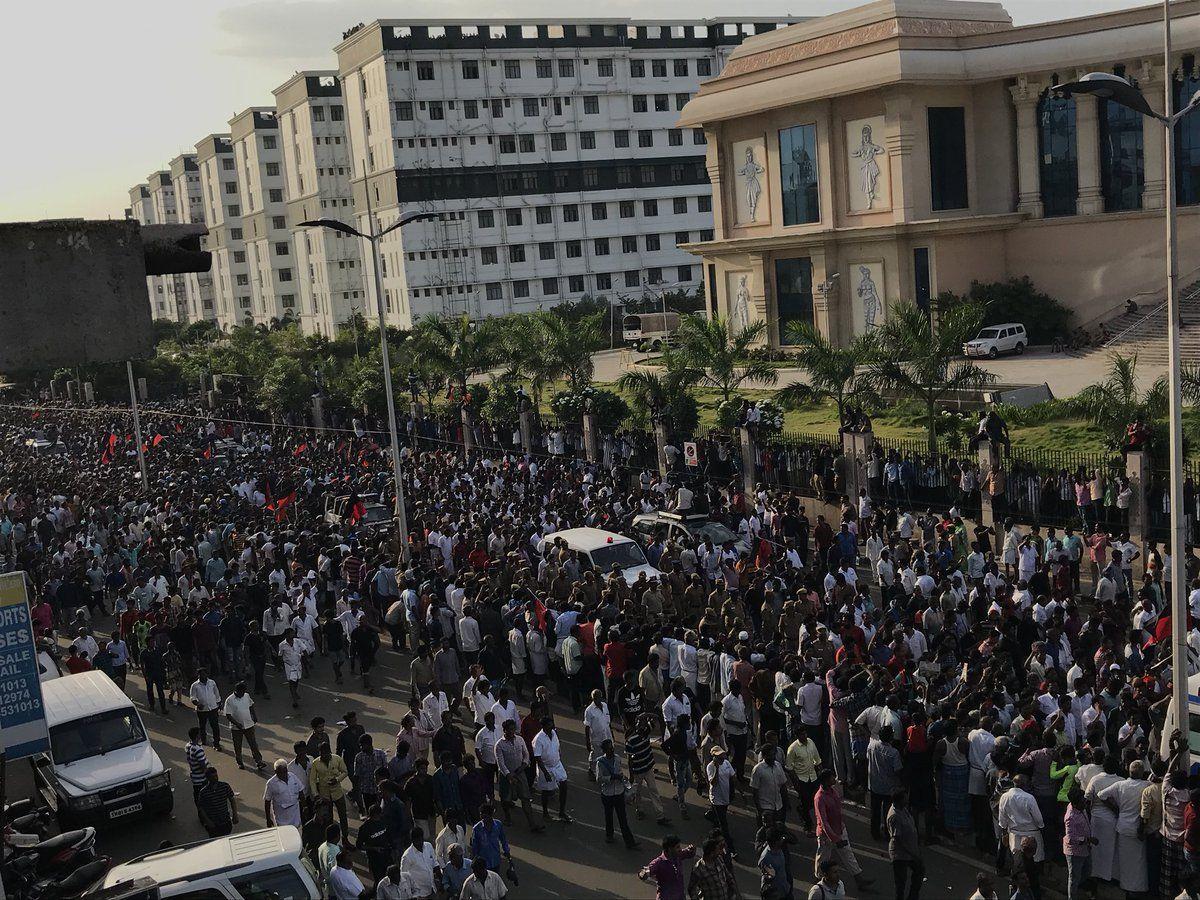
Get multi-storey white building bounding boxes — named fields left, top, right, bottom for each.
left=229, top=108, right=296, bottom=325
left=146, top=170, right=193, bottom=323
left=273, top=72, right=366, bottom=336
left=334, top=17, right=799, bottom=327
left=168, top=153, right=217, bottom=323
left=127, top=183, right=173, bottom=320
left=195, top=133, right=251, bottom=327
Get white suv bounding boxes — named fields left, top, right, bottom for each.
left=963, top=323, right=1027, bottom=358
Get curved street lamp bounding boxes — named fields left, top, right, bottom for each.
left=299, top=204, right=438, bottom=564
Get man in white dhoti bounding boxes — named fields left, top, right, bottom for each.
left=998, top=775, right=1044, bottom=861
left=1097, top=761, right=1151, bottom=894
left=1084, top=760, right=1122, bottom=883
left=532, top=717, right=572, bottom=823
left=279, top=628, right=305, bottom=709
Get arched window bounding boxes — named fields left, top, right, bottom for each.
left=1038, top=83, right=1077, bottom=217
left=1100, top=66, right=1144, bottom=211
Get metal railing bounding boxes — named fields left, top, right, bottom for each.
left=1103, top=265, right=1200, bottom=347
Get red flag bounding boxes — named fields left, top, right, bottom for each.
left=292, top=443, right=308, bottom=457
left=202, top=446, right=212, bottom=460
left=533, top=597, right=549, bottom=630
left=30, top=411, right=40, bottom=420
left=152, top=434, right=164, bottom=447
left=175, top=422, right=184, bottom=433
left=273, top=491, right=297, bottom=523
left=349, top=501, right=366, bottom=524
left=142, top=442, right=149, bottom=454
left=107, top=433, right=118, bottom=451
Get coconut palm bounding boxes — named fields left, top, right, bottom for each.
left=675, top=314, right=778, bottom=405
left=865, top=301, right=995, bottom=454
left=775, top=321, right=878, bottom=424
left=536, top=310, right=607, bottom=390
left=492, top=314, right=556, bottom=411
left=617, top=347, right=701, bottom=432
left=412, top=313, right=498, bottom=397
left=1077, top=352, right=1167, bottom=450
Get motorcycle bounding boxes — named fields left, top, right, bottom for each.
left=3, top=827, right=97, bottom=878
left=5, top=855, right=112, bottom=900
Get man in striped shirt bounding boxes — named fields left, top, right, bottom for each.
left=626, top=714, right=670, bottom=826
left=185, top=726, right=209, bottom=802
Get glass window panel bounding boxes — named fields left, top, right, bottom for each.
left=778, top=124, right=820, bottom=225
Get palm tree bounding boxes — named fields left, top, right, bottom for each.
left=675, top=314, right=778, bottom=405
left=1077, top=353, right=1167, bottom=450
left=775, top=322, right=878, bottom=424
left=536, top=310, right=607, bottom=390
left=412, top=313, right=498, bottom=398
left=617, top=347, right=701, bottom=431
left=865, top=302, right=995, bottom=454
left=493, top=314, right=556, bottom=411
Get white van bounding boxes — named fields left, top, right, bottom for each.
left=963, top=322, right=1028, bottom=358
left=543, top=527, right=663, bottom=585
left=36, top=670, right=172, bottom=826
left=103, top=827, right=321, bottom=899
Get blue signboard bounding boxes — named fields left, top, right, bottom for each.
left=0, top=573, right=50, bottom=759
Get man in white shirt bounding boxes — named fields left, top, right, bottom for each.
left=399, top=830, right=439, bottom=899
left=223, top=682, right=266, bottom=770
left=997, top=775, right=1044, bottom=861
left=583, top=691, right=613, bottom=778
left=532, top=719, right=572, bottom=822
left=329, top=850, right=366, bottom=899
left=189, top=668, right=222, bottom=751
left=263, top=759, right=305, bottom=827
left=1097, top=761, right=1152, bottom=894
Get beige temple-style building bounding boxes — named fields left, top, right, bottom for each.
left=678, top=0, right=1200, bottom=347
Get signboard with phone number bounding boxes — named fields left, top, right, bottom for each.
left=0, top=572, right=50, bottom=759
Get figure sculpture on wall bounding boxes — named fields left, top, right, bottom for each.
left=731, top=275, right=752, bottom=332
left=850, top=124, right=886, bottom=208
left=856, top=265, right=881, bottom=331
left=737, top=146, right=765, bottom=221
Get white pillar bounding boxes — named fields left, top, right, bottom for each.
left=1010, top=79, right=1045, bottom=218
left=1140, top=59, right=1167, bottom=210
left=1074, top=92, right=1105, bottom=215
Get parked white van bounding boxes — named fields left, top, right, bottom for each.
left=103, top=826, right=321, bottom=898
left=36, top=670, right=172, bottom=826
left=963, top=322, right=1028, bottom=358
left=543, top=527, right=663, bottom=585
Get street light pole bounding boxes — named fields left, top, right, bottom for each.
left=363, top=184, right=410, bottom=564
left=1163, top=0, right=1190, bottom=766
left=300, top=200, right=437, bottom=565
left=1054, top=0, right=1199, bottom=767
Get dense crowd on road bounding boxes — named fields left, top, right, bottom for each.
left=4, top=397, right=1200, bottom=900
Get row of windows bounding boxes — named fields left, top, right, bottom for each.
left=393, top=92, right=690, bottom=122
left=397, top=157, right=709, bottom=203
left=404, top=266, right=696, bottom=303
left=392, top=128, right=705, bottom=153
left=476, top=231, right=699, bottom=264
left=471, top=195, right=711, bottom=231
left=402, top=55, right=711, bottom=82
left=308, top=105, right=345, bottom=123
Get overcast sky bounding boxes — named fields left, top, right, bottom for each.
left=0, top=0, right=1139, bottom=222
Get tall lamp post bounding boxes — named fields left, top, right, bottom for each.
left=299, top=208, right=437, bottom=564
left=1054, top=1, right=1200, bottom=767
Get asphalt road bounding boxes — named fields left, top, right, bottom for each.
left=52, top=632, right=1001, bottom=900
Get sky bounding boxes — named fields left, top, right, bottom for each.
left=0, top=0, right=1139, bottom=222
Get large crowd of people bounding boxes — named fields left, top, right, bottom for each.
left=3, top=396, right=1200, bottom=900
